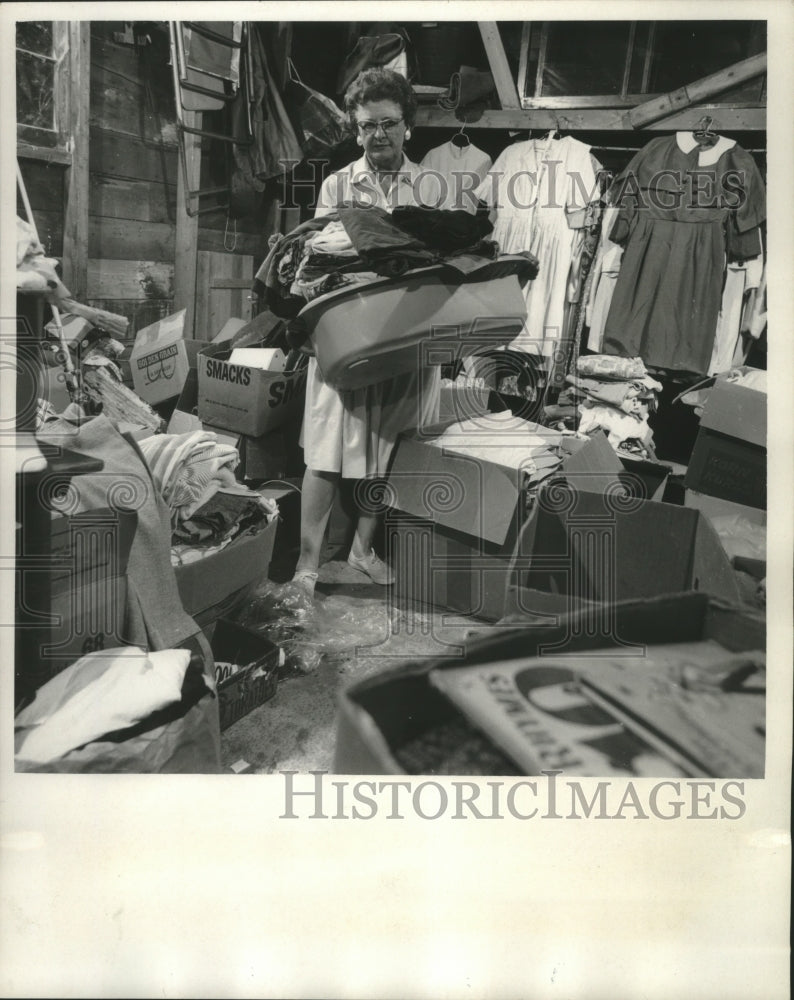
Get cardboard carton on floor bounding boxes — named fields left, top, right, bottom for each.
left=333, top=592, right=765, bottom=775
left=684, top=367, right=766, bottom=510
left=198, top=341, right=307, bottom=437
left=175, top=517, right=278, bottom=625
left=130, top=310, right=210, bottom=406
left=504, top=480, right=742, bottom=620
left=385, top=423, right=621, bottom=621
left=211, top=619, right=282, bottom=730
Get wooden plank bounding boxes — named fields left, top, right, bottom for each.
left=62, top=22, right=91, bottom=301
left=90, top=60, right=178, bottom=146
left=89, top=127, right=178, bottom=185
left=194, top=252, right=254, bottom=340
left=629, top=53, right=767, bottom=128
left=89, top=175, right=176, bottom=224
left=87, top=260, right=175, bottom=300
left=415, top=105, right=767, bottom=131
left=174, top=109, right=201, bottom=338
left=197, top=228, right=267, bottom=259
left=88, top=217, right=175, bottom=260
left=478, top=23, right=521, bottom=109
left=17, top=142, right=72, bottom=166
left=517, top=23, right=531, bottom=102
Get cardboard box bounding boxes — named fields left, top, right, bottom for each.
left=175, top=517, right=277, bottom=621
left=198, top=341, right=307, bottom=437
left=333, top=592, right=765, bottom=775
left=618, top=454, right=672, bottom=502
left=385, top=426, right=622, bottom=621
left=130, top=310, right=210, bottom=406
left=240, top=430, right=288, bottom=482
left=505, top=477, right=742, bottom=620
left=47, top=509, right=137, bottom=597
left=684, top=369, right=766, bottom=509
left=33, top=575, right=131, bottom=689
left=684, top=490, right=767, bottom=528
left=211, top=619, right=282, bottom=730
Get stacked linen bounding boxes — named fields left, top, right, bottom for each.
left=564, top=355, right=662, bottom=459
left=426, top=410, right=565, bottom=486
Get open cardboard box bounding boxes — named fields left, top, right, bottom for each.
left=333, top=592, right=765, bottom=775
left=505, top=469, right=742, bottom=620
left=211, top=619, right=283, bottom=730
left=198, top=341, right=307, bottom=437
left=130, top=310, right=211, bottom=406
left=684, top=367, right=766, bottom=510
left=175, top=518, right=278, bottom=625
left=385, top=424, right=621, bottom=621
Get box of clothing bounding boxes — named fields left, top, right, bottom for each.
left=293, top=255, right=532, bottom=391
left=15, top=633, right=222, bottom=773
left=130, top=310, right=210, bottom=406
left=175, top=516, right=278, bottom=623
left=684, top=368, right=766, bottom=510
left=211, top=619, right=283, bottom=730
left=384, top=416, right=621, bottom=621
left=505, top=474, right=742, bottom=620
left=333, top=592, right=765, bottom=777
left=197, top=341, right=307, bottom=437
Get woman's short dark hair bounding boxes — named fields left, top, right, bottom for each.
left=344, top=68, right=417, bottom=128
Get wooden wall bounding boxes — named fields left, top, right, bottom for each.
left=84, top=23, right=272, bottom=340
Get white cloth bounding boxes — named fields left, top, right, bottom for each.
left=430, top=410, right=563, bottom=472
left=301, top=155, right=441, bottom=477
left=138, top=430, right=240, bottom=525
left=15, top=647, right=192, bottom=764
left=709, top=257, right=764, bottom=374
left=578, top=402, right=652, bottom=449
left=420, top=141, right=493, bottom=211
left=476, top=136, right=601, bottom=358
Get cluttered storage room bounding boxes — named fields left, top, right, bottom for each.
left=11, top=18, right=768, bottom=775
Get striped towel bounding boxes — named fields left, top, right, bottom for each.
left=138, top=430, right=240, bottom=527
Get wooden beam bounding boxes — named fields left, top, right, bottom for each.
left=62, top=22, right=91, bottom=301
left=415, top=105, right=766, bottom=132
left=478, top=22, right=521, bottom=109
left=174, top=109, right=201, bottom=338
left=517, top=23, right=531, bottom=103
left=629, top=53, right=767, bottom=129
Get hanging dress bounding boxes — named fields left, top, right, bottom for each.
left=475, top=135, right=600, bottom=358
left=602, top=133, right=765, bottom=375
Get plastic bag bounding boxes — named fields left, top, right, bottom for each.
left=284, top=60, right=350, bottom=158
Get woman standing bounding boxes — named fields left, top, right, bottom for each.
left=292, top=68, right=441, bottom=594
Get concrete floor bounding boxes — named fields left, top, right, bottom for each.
left=220, top=559, right=487, bottom=774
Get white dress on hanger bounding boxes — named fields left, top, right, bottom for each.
left=419, top=140, right=492, bottom=211
left=475, top=135, right=600, bottom=358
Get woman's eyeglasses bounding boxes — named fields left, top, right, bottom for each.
left=356, top=118, right=404, bottom=136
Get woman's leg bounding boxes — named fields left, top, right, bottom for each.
left=293, top=467, right=339, bottom=577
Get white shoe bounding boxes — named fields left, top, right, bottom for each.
left=291, top=569, right=318, bottom=596
left=347, top=548, right=394, bottom=586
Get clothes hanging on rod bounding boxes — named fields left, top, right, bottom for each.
left=600, top=131, right=766, bottom=375
left=420, top=139, right=492, bottom=211
left=474, top=134, right=602, bottom=359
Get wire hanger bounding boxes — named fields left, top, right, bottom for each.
left=693, top=115, right=719, bottom=148
left=451, top=121, right=471, bottom=149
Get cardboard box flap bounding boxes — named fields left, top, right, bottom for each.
left=131, top=309, right=186, bottom=356
left=556, top=432, right=623, bottom=494
left=699, top=378, right=766, bottom=447
left=388, top=435, right=523, bottom=546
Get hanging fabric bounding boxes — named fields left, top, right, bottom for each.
left=475, top=135, right=602, bottom=359
left=601, top=132, right=766, bottom=375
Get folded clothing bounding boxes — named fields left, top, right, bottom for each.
left=15, top=647, right=194, bottom=764
left=578, top=401, right=654, bottom=453
left=577, top=354, right=650, bottom=382
left=138, top=430, right=240, bottom=528
left=390, top=205, right=493, bottom=253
